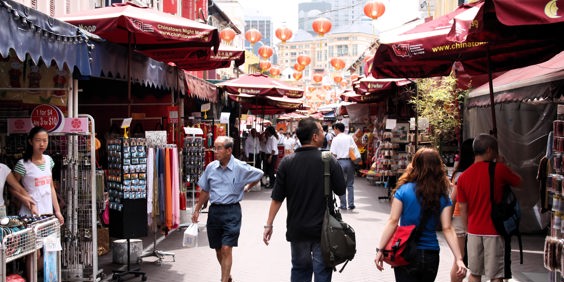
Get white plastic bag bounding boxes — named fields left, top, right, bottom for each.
left=183, top=223, right=199, bottom=248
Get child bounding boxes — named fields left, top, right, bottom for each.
left=12, top=126, right=64, bottom=224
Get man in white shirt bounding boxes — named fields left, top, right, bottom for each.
left=244, top=128, right=261, bottom=169
left=329, top=123, right=358, bottom=210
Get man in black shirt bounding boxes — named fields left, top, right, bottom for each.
left=263, top=117, right=346, bottom=282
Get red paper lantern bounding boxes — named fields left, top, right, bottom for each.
left=333, top=75, right=343, bottom=83
left=219, top=28, right=236, bottom=44
left=294, top=63, right=305, bottom=72
left=330, top=58, right=346, bottom=70
left=269, top=66, right=281, bottom=76
left=259, top=60, right=272, bottom=71
left=364, top=1, right=386, bottom=20
left=293, top=71, right=303, bottom=81
left=308, top=86, right=316, bottom=92
left=245, top=28, right=262, bottom=45
left=312, top=17, right=332, bottom=36
left=341, top=80, right=348, bottom=87
left=323, top=84, right=332, bottom=91
left=312, top=73, right=323, bottom=83
left=258, top=45, right=273, bottom=59
left=297, top=55, right=311, bottom=66
left=275, top=26, right=293, bottom=43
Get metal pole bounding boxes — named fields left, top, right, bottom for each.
left=486, top=45, right=497, bottom=137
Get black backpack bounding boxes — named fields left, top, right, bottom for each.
left=488, top=162, right=523, bottom=278
left=320, top=151, right=356, bottom=272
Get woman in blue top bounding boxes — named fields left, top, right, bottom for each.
left=374, top=148, right=467, bottom=282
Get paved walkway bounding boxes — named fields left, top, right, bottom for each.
left=100, top=176, right=549, bottom=282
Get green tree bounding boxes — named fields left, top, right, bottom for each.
left=410, top=74, right=468, bottom=149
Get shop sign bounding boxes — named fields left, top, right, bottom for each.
left=7, top=117, right=88, bottom=134
left=167, top=106, right=179, bottom=123
left=31, top=104, right=63, bottom=132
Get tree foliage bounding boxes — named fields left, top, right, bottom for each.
left=410, top=74, right=468, bottom=148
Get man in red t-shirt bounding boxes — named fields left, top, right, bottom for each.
left=457, top=134, right=521, bottom=282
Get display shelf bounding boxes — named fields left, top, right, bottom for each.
left=0, top=227, right=38, bottom=282
left=544, top=119, right=564, bottom=281
left=31, top=217, right=61, bottom=249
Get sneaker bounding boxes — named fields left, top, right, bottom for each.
left=339, top=206, right=347, bottom=210
left=348, top=205, right=356, bottom=210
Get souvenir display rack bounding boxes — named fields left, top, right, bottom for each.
left=107, top=137, right=148, bottom=281
left=0, top=215, right=61, bottom=282
left=183, top=133, right=205, bottom=211
left=545, top=119, right=564, bottom=281
left=1, top=115, right=98, bottom=281
left=371, top=131, right=410, bottom=200
left=107, top=137, right=148, bottom=239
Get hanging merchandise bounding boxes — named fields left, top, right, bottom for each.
left=183, top=136, right=205, bottom=210
left=107, top=137, right=148, bottom=239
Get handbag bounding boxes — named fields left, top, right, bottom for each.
left=349, top=145, right=362, bottom=165
left=380, top=212, right=430, bottom=267
left=320, top=151, right=356, bottom=272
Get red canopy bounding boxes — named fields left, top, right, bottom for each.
left=165, top=46, right=245, bottom=71
left=58, top=2, right=221, bottom=69
left=371, top=1, right=564, bottom=78
left=228, top=93, right=303, bottom=111
left=217, top=74, right=304, bottom=98
left=371, top=0, right=564, bottom=136
left=492, top=0, right=564, bottom=26
left=353, top=76, right=411, bottom=95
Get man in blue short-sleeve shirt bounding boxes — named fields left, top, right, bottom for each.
left=193, top=136, right=263, bottom=282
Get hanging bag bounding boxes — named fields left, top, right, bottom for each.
left=489, top=162, right=523, bottom=278
left=320, top=151, right=356, bottom=272
left=379, top=208, right=430, bottom=267
left=182, top=223, right=199, bottom=248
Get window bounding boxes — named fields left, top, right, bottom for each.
left=336, top=45, right=349, bottom=56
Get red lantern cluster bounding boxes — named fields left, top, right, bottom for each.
left=312, top=17, right=332, bottom=36
left=245, top=28, right=262, bottom=45
left=275, top=26, right=293, bottom=43
left=293, top=71, right=303, bottom=81
left=364, top=1, right=386, bottom=20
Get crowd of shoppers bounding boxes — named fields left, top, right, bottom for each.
left=191, top=121, right=521, bottom=282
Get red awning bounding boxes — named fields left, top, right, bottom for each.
left=183, top=71, right=218, bottom=103
left=58, top=2, right=221, bottom=69
left=492, top=0, right=564, bottom=26
left=179, top=46, right=245, bottom=71
left=217, top=73, right=304, bottom=98
left=467, top=50, right=564, bottom=107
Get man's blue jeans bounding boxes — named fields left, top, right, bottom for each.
left=290, top=240, right=332, bottom=282
left=337, top=159, right=355, bottom=209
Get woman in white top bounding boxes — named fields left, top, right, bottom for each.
left=12, top=126, right=64, bottom=224
left=0, top=163, right=37, bottom=217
